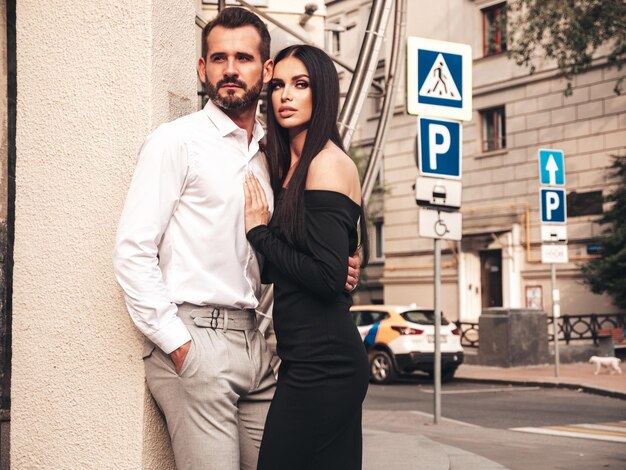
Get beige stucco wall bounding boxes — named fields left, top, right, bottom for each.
left=12, top=1, right=195, bottom=467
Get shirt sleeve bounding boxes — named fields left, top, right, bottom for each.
left=113, top=124, right=192, bottom=354
left=246, top=205, right=351, bottom=299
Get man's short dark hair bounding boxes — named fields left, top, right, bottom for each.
left=202, top=7, right=271, bottom=62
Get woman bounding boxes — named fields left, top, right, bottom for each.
left=243, top=44, right=370, bottom=470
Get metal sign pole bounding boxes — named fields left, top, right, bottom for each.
left=551, top=263, right=560, bottom=377
left=433, top=237, right=441, bottom=424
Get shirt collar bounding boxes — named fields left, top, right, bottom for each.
left=204, top=100, right=265, bottom=144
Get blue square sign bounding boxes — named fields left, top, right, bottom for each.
left=417, top=117, right=462, bottom=180
left=407, top=37, right=472, bottom=121
left=539, top=149, right=565, bottom=186
left=540, top=188, right=567, bottom=224
left=417, top=49, right=463, bottom=109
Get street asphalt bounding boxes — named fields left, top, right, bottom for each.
left=362, top=361, right=626, bottom=469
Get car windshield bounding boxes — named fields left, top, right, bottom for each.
left=401, top=310, right=450, bottom=325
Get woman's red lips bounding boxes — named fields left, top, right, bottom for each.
left=279, top=106, right=296, bottom=112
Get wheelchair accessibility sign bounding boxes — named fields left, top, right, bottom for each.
left=407, top=37, right=472, bottom=121
left=419, top=206, right=462, bottom=241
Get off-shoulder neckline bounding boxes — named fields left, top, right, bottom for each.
left=303, top=189, right=361, bottom=208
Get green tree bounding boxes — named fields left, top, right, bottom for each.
left=581, top=156, right=626, bottom=309
left=507, top=0, right=626, bottom=95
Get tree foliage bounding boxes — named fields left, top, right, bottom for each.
left=581, top=157, right=626, bottom=309
left=507, top=0, right=626, bottom=95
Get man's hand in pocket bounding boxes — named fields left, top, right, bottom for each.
left=169, top=340, right=191, bottom=374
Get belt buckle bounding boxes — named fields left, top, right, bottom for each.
left=209, top=308, right=220, bottom=329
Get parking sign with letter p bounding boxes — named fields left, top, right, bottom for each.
left=540, top=188, right=567, bottom=224
left=417, top=117, right=462, bottom=180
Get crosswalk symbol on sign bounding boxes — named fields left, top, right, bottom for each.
left=419, top=53, right=461, bottom=101
left=417, top=48, right=463, bottom=109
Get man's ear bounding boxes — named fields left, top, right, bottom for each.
left=197, top=57, right=207, bottom=83
left=262, top=59, right=274, bottom=85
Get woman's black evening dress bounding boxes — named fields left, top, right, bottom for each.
left=246, top=190, right=369, bottom=470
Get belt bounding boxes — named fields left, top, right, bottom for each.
left=178, top=303, right=257, bottom=332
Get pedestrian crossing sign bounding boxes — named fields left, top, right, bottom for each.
left=407, top=37, right=472, bottom=121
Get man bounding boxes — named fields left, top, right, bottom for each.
left=113, top=7, right=358, bottom=470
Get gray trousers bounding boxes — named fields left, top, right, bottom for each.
left=143, top=304, right=277, bottom=470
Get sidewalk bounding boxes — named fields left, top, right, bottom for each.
left=362, top=411, right=508, bottom=470
left=455, top=361, right=626, bottom=399
left=362, top=361, right=625, bottom=469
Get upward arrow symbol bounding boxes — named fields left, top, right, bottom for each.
left=545, top=154, right=559, bottom=185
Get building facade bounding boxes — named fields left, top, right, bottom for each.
left=327, top=0, right=625, bottom=320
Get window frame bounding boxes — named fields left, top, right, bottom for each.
left=482, top=2, right=507, bottom=57
left=480, top=106, right=506, bottom=153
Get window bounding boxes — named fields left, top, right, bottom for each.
left=567, top=191, right=603, bottom=217
left=326, top=23, right=345, bottom=55
left=374, top=221, right=384, bottom=260
left=480, top=106, right=506, bottom=152
left=482, top=3, right=507, bottom=57
left=351, top=311, right=389, bottom=327
left=332, top=30, right=341, bottom=54
left=401, top=310, right=450, bottom=326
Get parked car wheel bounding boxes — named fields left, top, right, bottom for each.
left=369, top=350, right=398, bottom=384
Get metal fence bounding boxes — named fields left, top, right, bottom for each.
left=547, top=313, right=625, bottom=345
left=455, top=313, right=626, bottom=349
left=454, top=321, right=480, bottom=348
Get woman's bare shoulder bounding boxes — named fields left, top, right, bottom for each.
left=306, top=144, right=361, bottom=203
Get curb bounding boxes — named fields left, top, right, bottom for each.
left=455, top=376, right=626, bottom=401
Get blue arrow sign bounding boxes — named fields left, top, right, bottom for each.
left=417, top=117, right=462, bottom=180
left=540, top=188, right=567, bottom=224
left=539, top=149, right=565, bottom=186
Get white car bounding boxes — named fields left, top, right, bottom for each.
left=350, top=305, right=464, bottom=384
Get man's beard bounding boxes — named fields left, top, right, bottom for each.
left=205, top=75, right=263, bottom=112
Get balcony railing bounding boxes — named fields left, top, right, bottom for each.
left=455, top=313, right=626, bottom=349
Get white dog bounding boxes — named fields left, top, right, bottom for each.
left=589, top=356, right=622, bottom=375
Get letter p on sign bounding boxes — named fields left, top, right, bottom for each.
left=418, top=117, right=462, bottom=180
left=540, top=188, right=566, bottom=224
left=428, top=124, right=450, bottom=170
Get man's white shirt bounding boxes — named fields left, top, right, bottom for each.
left=114, top=101, right=273, bottom=354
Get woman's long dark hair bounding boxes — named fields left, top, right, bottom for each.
left=266, top=45, right=369, bottom=266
